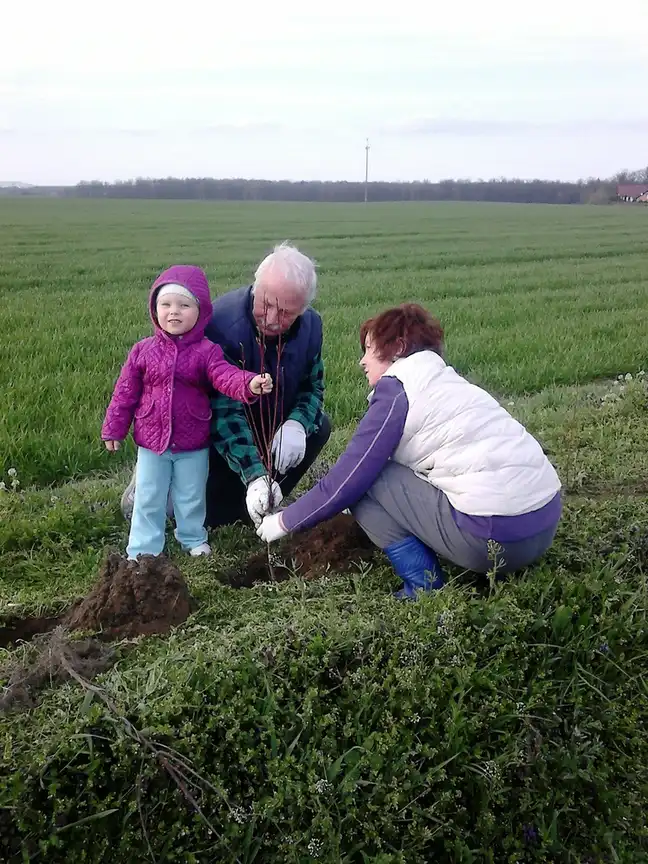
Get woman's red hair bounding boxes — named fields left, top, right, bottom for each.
left=360, top=303, right=444, bottom=361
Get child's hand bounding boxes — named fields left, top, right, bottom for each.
left=104, top=440, right=121, bottom=452
left=249, top=373, right=273, bottom=395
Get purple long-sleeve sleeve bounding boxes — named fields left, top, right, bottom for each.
left=281, top=376, right=409, bottom=534
left=101, top=343, right=144, bottom=441
left=206, top=343, right=258, bottom=404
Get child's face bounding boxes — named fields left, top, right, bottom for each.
left=156, top=293, right=199, bottom=335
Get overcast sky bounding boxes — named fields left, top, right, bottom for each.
left=2, top=0, right=647, bottom=185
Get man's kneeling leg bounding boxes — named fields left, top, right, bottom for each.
left=204, top=448, right=250, bottom=528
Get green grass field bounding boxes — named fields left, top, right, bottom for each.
left=1, top=198, right=648, bottom=486
left=1, top=199, right=648, bottom=863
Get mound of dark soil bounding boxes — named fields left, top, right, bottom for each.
left=1, top=554, right=195, bottom=651
left=227, top=513, right=376, bottom=587
left=283, top=513, right=375, bottom=574
left=0, top=555, right=196, bottom=713
left=64, top=553, right=195, bottom=639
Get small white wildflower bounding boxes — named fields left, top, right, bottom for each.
left=230, top=805, right=249, bottom=824
left=0, top=481, right=6, bottom=492
left=449, top=654, right=461, bottom=666
left=516, top=702, right=525, bottom=713
left=625, top=373, right=633, bottom=381
left=314, top=779, right=332, bottom=794
left=437, top=611, right=455, bottom=637
left=482, top=760, right=501, bottom=782
left=487, top=539, right=504, bottom=557
left=400, top=649, right=417, bottom=665
left=7, top=468, right=17, bottom=477
left=307, top=838, right=323, bottom=857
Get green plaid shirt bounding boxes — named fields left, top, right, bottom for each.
left=211, top=352, right=325, bottom=484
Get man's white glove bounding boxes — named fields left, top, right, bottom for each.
left=256, top=512, right=288, bottom=544
left=271, top=420, right=307, bottom=475
left=246, top=476, right=283, bottom=527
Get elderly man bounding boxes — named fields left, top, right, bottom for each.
left=120, top=242, right=330, bottom=530
left=204, top=242, right=330, bottom=528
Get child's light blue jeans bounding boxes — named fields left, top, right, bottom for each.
left=127, top=447, right=209, bottom=559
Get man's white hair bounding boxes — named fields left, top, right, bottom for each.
left=253, top=242, right=317, bottom=305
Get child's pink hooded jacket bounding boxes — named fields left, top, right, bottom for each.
left=101, top=265, right=257, bottom=454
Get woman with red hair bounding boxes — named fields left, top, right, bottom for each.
left=257, top=304, right=562, bottom=598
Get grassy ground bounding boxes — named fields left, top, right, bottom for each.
left=1, top=200, right=648, bottom=862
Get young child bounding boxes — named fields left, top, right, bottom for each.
left=102, top=265, right=272, bottom=561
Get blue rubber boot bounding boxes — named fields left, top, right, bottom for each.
left=384, top=536, right=445, bottom=599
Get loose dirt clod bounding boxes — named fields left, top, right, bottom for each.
left=0, top=627, right=115, bottom=714
left=227, top=513, right=376, bottom=587
left=63, top=553, right=195, bottom=639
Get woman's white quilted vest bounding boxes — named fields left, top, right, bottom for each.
left=382, top=351, right=561, bottom=516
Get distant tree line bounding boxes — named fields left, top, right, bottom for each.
left=4, top=167, right=648, bottom=205
left=68, top=177, right=608, bottom=204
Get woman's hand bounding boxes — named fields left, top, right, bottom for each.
left=104, top=440, right=121, bottom=451
left=256, top=512, right=288, bottom=543
left=249, top=373, right=273, bottom=395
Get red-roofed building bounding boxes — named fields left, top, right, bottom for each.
left=617, top=183, right=648, bottom=202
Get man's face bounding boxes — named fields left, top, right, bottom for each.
left=252, top=274, right=307, bottom=337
